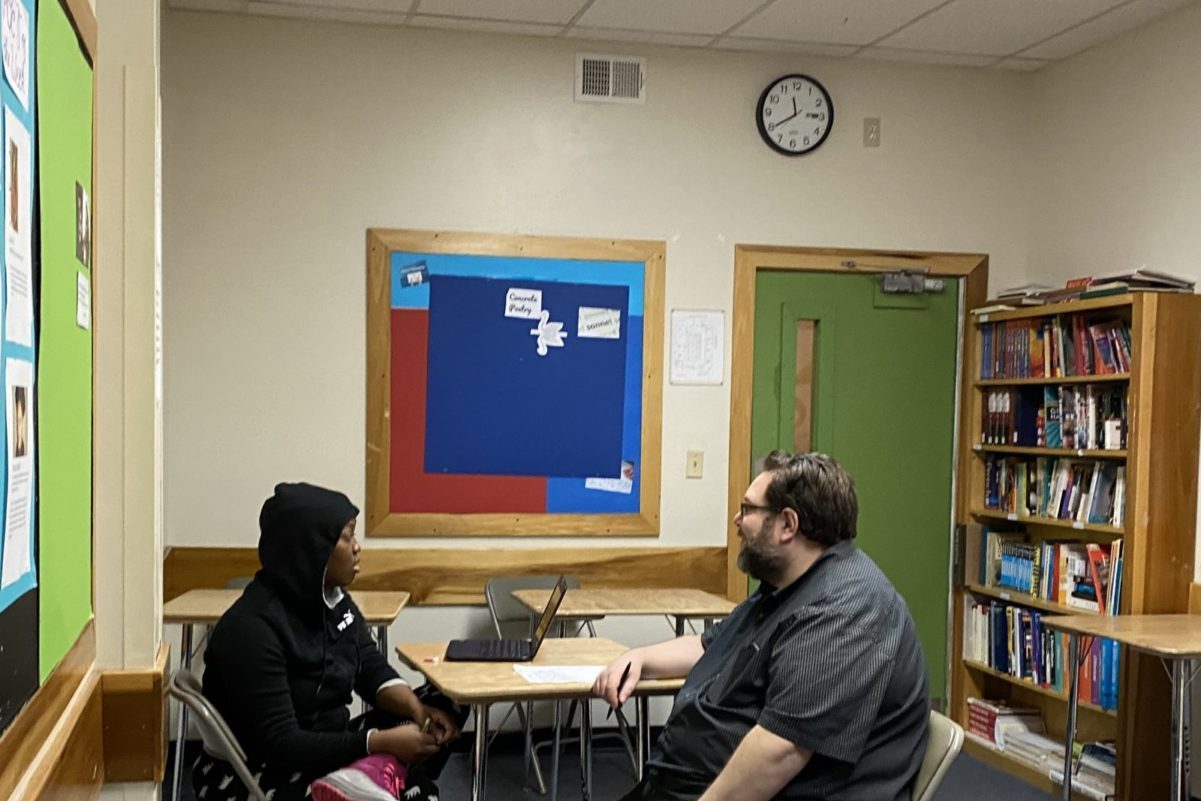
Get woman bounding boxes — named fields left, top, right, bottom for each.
left=195, top=482, right=466, bottom=801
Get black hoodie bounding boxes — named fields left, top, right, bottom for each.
left=202, top=483, right=401, bottom=777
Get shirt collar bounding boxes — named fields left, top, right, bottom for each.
left=755, top=539, right=855, bottom=617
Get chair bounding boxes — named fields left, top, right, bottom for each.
left=485, top=575, right=631, bottom=794
left=911, top=711, right=964, bottom=801
left=168, top=668, right=269, bottom=801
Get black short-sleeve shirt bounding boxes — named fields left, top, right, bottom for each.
left=648, top=540, right=929, bottom=801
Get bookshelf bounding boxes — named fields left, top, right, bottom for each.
left=951, top=292, right=1201, bottom=800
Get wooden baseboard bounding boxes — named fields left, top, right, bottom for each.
left=37, top=679, right=104, bottom=801
left=165, top=545, right=730, bottom=604
left=0, top=621, right=96, bottom=801
left=101, top=642, right=170, bottom=783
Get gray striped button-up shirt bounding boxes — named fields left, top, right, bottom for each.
left=647, top=539, right=929, bottom=801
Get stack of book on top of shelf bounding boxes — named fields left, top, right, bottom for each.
left=1074, top=268, right=1195, bottom=300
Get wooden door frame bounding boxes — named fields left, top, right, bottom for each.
left=725, top=245, right=988, bottom=600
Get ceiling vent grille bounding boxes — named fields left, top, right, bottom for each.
left=575, top=53, right=646, bottom=104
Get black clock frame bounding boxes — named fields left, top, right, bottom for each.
left=756, top=73, right=834, bottom=157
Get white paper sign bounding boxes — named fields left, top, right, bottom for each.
left=3, top=108, right=31, bottom=346
left=505, top=288, right=542, bottom=319
left=578, top=307, right=621, bottom=339
left=1, top=0, right=28, bottom=110
left=671, top=309, right=724, bottom=385
left=513, top=665, right=604, bottom=684
left=77, top=272, right=90, bottom=330
left=1, top=357, right=32, bottom=589
left=585, top=459, right=634, bottom=494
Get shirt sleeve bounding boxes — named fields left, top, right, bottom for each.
left=350, top=603, right=404, bottom=699
left=757, top=606, right=893, bottom=764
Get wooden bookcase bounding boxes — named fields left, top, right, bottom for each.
left=950, top=292, right=1201, bottom=800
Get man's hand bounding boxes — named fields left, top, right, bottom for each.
left=372, top=724, right=440, bottom=763
left=593, top=652, right=643, bottom=708
left=422, top=704, right=460, bottom=745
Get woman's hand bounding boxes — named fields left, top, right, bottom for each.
left=422, top=704, right=461, bottom=745
left=373, top=724, right=439, bottom=763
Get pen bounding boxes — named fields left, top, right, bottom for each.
left=607, top=662, right=633, bottom=720
left=421, top=717, right=432, bottom=735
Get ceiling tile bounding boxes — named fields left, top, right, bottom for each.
left=416, top=0, right=584, bottom=25
left=992, top=56, right=1049, bottom=70
left=878, top=0, right=1126, bottom=56
left=731, top=0, right=947, bottom=46
left=713, top=36, right=859, bottom=57
left=1020, top=0, right=1194, bottom=59
left=565, top=26, right=714, bottom=47
left=247, top=1, right=409, bottom=23
left=408, top=13, right=563, bottom=35
left=577, top=0, right=767, bottom=35
left=856, top=45, right=998, bottom=67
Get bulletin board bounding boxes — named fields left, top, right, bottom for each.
left=366, top=230, right=664, bottom=537
left=0, top=0, right=93, bottom=736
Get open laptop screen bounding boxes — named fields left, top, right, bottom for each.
left=531, top=577, right=569, bottom=647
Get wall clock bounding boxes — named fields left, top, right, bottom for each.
left=756, top=74, right=833, bottom=156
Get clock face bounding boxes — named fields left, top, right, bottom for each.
left=756, top=74, right=833, bottom=156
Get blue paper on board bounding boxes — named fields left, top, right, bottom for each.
left=424, top=275, right=628, bottom=478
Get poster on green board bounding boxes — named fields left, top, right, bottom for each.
left=36, top=0, right=93, bottom=681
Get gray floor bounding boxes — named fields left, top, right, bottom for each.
left=168, top=739, right=1059, bottom=801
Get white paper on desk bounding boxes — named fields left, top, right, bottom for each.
left=670, top=309, right=723, bottom=385
left=513, top=665, right=604, bottom=684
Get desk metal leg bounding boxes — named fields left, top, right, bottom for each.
left=636, top=696, right=649, bottom=781
left=675, top=616, right=685, bottom=637
left=580, top=700, right=593, bottom=801
left=551, top=700, right=562, bottom=801
left=172, top=623, right=195, bottom=801
left=1062, top=633, right=1080, bottom=801
left=1171, top=658, right=1188, bottom=801
left=375, top=624, right=388, bottom=657
left=472, top=704, right=490, bottom=801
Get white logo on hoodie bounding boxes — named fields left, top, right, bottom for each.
left=337, top=610, right=354, bottom=631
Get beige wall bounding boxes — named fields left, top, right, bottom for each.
left=1030, top=0, right=1201, bottom=579
left=160, top=10, right=1030, bottom=561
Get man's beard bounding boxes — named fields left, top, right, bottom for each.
left=737, top=528, right=787, bottom=585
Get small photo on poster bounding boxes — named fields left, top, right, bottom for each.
left=75, top=182, right=91, bottom=268
left=10, top=383, right=25, bottom=458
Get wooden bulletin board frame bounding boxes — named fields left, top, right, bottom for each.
left=366, top=229, right=665, bottom=538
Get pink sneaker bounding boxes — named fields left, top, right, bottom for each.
left=310, top=754, right=407, bottom=801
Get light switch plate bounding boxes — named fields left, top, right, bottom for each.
left=686, top=449, right=704, bottom=479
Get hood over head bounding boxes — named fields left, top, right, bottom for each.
left=256, top=482, right=359, bottom=610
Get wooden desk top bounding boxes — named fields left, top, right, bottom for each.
left=163, top=588, right=411, bottom=625
left=511, top=588, right=736, bottom=619
left=1042, top=614, right=1201, bottom=657
left=395, top=638, right=686, bottom=704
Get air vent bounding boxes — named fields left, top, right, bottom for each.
left=575, top=53, right=646, bottom=104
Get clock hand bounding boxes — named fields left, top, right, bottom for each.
left=769, top=111, right=799, bottom=129
left=792, top=97, right=797, bottom=116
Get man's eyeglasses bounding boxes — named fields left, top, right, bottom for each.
left=739, top=502, right=777, bottom=518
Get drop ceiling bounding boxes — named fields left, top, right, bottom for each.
left=168, top=0, right=1197, bottom=71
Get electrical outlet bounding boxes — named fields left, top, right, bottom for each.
left=686, top=449, right=704, bottom=479
left=864, top=117, right=881, bottom=147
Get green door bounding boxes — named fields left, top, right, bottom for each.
left=751, top=270, right=960, bottom=703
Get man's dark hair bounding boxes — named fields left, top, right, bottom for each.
left=761, top=450, right=858, bottom=546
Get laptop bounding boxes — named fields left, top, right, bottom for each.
left=445, top=576, right=569, bottom=662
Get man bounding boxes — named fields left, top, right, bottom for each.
left=594, top=451, right=930, bottom=801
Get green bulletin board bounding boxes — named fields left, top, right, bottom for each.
left=35, top=0, right=93, bottom=681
